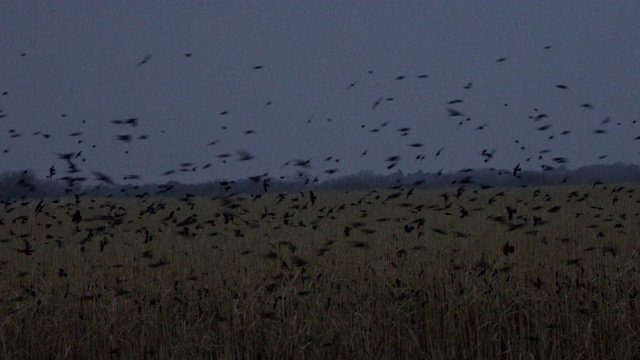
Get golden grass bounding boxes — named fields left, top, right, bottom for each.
left=1, top=183, right=639, bottom=359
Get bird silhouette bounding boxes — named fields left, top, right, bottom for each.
left=16, top=239, right=35, bottom=255
left=136, top=54, right=151, bottom=66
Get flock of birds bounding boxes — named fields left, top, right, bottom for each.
left=1, top=42, right=639, bottom=358
left=3, top=173, right=636, bottom=279
left=0, top=42, right=638, bottom=193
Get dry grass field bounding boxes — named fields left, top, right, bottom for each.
left=1, top=182, right=639, bottom=359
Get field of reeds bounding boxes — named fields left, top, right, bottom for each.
left=1, top=182, right=639, bottom=359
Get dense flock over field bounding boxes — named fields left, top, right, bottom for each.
left=2, top=4, right=640, bottom=359
left=1, top=182, right=639, bottom=359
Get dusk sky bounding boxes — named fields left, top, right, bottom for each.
left=1, top=2, right=639, bottom=185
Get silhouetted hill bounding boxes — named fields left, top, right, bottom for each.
left=1, top=162, right=640, bottom=201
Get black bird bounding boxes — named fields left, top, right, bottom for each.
left=72, top=210, right=82, bottom=223
left=371, top=97, right=384, bottom=110
left=137, top=54, right=151, bottom=66
left=237, top=150, right=255, bottom=161
left=111, top=118, right=138, bottom=127
left=502, top=242, right=515, bottom=256
left=116, top=135, right=132, bottom=143
left=17, top=239, right=34, bottom=255
left=447, top=108, right=465, bottom=117
left=481, top=149, right=494, bottom=162
left=284, top=159, right=312, bottom=168
left=93, top=172, right=115, bottom=185
left=350, top=241, right=369, bottom=249
left=56, top=152, right=76, bottom=160
left=48, top=166, right=56, bottom=179
left=344, top=226, right=352, bottom=237
left=547, top=206, right=561, bottom=213
left=513, top=163, right=522, bottom=177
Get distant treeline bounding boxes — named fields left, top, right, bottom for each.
left=1, top=162, right=640, bottom=201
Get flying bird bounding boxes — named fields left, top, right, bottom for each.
left=513, top=163, right=522, bottom=177
left=237, top=150, right=255, bottom=161
left=116, top=135, right=132, bottom=143
left=136, top=54, right=151, bottom=66
left=16, top=239, right=34, bottom=255
left=93, top=172, right=115, bottom=185
left=447, top=108, right=465, bottom=117
left=371, top=97, right=384, bottom=110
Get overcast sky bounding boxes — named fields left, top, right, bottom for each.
left=1, top=2, right=639, bottom=185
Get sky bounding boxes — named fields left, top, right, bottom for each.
left=1, top=2, right=639, bottom=185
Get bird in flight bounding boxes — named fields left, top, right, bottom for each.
left=16, top=240, right=35, bottom=255
left=137, top=54, right=151, bottom=66
left=93, top=172, right=115, bottom=185
left=237, top=150, right=255, bottom=161
left=371, top=97, right=384, bottom=110
left=116, top=135, right=132, bottom=143
left=447, top=108, right=465, bottom=117
left=513, top=163, right=522, bottom=177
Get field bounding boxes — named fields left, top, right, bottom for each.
left=1, top=183, right=639, bottom=359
